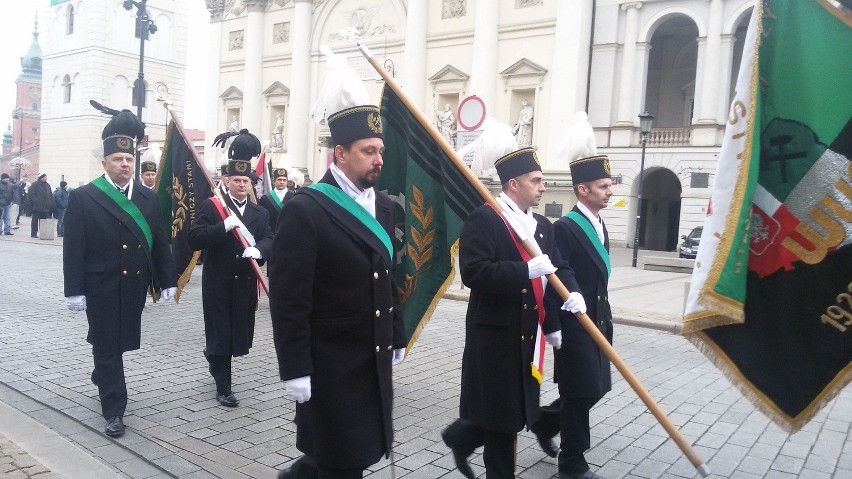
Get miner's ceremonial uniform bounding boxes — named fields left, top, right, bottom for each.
left=258, top=167, right=295, bottom=233
left=271, top=105, right=406, bottom=478
left=64, top=104, right=177, bottom=438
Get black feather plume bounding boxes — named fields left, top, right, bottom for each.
left=212, top=129, right=262, bottom=161
left=89, top=100, right=121, bottom=116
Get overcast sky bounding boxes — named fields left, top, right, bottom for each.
left=0, top=0, right=209, bottom=134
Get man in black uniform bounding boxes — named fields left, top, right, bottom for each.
left=258, top=167, right=294, bottom=232
left=63, top=105, right=177, bottom=437
left=534, top=154, right=613, bottom=479
left=270, top=104, right=406, bottom=478
left=442, top=148, right=585, bottom=478
left=140, top=160, right=157, bottom=189
left=189, top=129, right=273, bottom=407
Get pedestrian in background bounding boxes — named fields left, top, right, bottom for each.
left=64, top=103, right=177, bottom=438
left=188, top=129, right=273, bottom=408
left=29, top=172, right=53, bottom=238
left=54, top=180, right=69, bottom=237
left=12, top=177, right=25, bottom=228
left=0, top=173, right=14, bottom=235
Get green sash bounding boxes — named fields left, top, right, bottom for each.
left=92, top=176, right=153, bottom=250
left=308, top=183, right=393, bottom=260
left=268, top=189, right=284, bottom=209
left=565, top=211, right=611, bottom=278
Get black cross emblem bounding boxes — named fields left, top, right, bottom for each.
left=762, top=134, right=807, bottom=183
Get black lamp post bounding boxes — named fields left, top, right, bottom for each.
left=123, top=0, right=157, bottom=179
left=631, top=110, right=654, bottom=268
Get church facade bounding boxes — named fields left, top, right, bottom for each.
left=37, top=0, right=189, bottom=188
left=207, top=0, right=753, bottom=250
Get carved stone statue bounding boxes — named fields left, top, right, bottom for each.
left=272, top=113, right=285, bottom=148
left=230, top=115, right=240, bottom=133
left=513, top=100, right=534, bottom=147
left=437, top=104, right=457, bottom=149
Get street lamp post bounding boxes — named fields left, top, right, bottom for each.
left=631, top=111, right=654, bottom=268
left=123, top=0, right=157, bottom=179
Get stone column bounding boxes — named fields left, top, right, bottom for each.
left=717, top=34, right=736, bottom=122
left=470, top=1, right=498, bottom=110
left=402, top=0, right=428, bottom=109
left=615, top=2, right=642, bottom=126
left=546, top=0, right=593, bottom=170
left=695, top=0, right=723, bottom=125
left=287, top=0, right=312, bottom=169
left=205, top=1, right=224, bottom=172
left=241, top=1, right=267, bottom=134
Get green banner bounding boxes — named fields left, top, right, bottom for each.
left=378, top=85, right=483, bottom=348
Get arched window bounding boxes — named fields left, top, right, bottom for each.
left=67, top=5, right=75, bottom=35
left=62, top=75, right=72, bottom=103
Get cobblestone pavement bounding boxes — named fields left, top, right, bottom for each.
left=0, top=432, right=60, bottom=478
left=0, top=236, right=849, bottom=478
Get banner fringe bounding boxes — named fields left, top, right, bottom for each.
left=404, top=239, right=460, bottom=353
left=686, top=331, right=852, bottom=432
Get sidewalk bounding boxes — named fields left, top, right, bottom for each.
left=1, top=236, right=848, bottom=478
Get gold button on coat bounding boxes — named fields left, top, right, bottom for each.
left=122, top=270, right=127, bottom=275
left=375, top=310, right=380, bottom=317
left=523, top=304, right=528, bottom=309
left=122, top=244, right=127, bottom=250
left=375, top=346, right=380, bottom=352
left=387, top=345, right=392, bottom=351
left=373, top=272, right=379, bottom=279
left=521, top=288, right=527, bottom=294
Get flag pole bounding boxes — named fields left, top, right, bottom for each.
left=161, top=99, right=270, bottom=295
left=356, top=43, right=710, bottom=477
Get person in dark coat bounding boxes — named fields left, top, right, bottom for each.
left=188, top=129, right=273, bottom=408
left=270, top=104, right=406, bottom=479
left=442, top=148, right=585, bottom=478
left=29, top=172, right=53, bottom=238
left=54, top=181, right=69, bottom=236
left=63, top=104, right=177, bottom=438
left=533, top=153, right=614, bottom=479
left=0, top=173, right=13, bottom=235
left=258, top=167, right=294, bottom=232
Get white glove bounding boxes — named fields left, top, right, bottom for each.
left=561, top=291, right=587, bottom=314
left=161, top=287, right=177, bottom=303
left=545, top=331, right=562, bottom=350
left=527, top=254, right=557, bottom=279
left=391, top=348, right=405, bottom=366
left=242, top=246, right=261, bottom=259
left=284, top=376, right=311, bottom=403
left=223, top=215, right=241, bottom=232
left=66, top=295, right=86, bottom=312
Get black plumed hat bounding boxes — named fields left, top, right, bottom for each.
left=90, top=100, right=145, bottom=156
left=212, top=129, right=261, bottom=161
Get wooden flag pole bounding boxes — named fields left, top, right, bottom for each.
left=162, top=100, right=270, bottom=295
left=356, top=43, right=710, bottom=477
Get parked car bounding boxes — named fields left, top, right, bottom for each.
left=679, top=226, right=703, bottom=259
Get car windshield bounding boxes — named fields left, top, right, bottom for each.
left=689, top=227, right=703, bottom=240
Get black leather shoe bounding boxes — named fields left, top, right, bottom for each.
left=441, top=429, right=475, bottom=479
left=217, top=392, right=239, bottom=407
left=277, top=467, right=294, bottom=479
left=90, top=370, right=98, bottom=386
left=4, top=232, right=12, bottom=235
left=535, top=432, right=559, bottom=458
left=104, top=416, right=125, bottom=437
left=559, top=470, right=604, bottom=479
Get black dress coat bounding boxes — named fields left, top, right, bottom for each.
left=549, top=206, right=613, bottom=399
left=258, top=189, right=294, bottom=233
left=458, top=205, right=578, bottom=434
left=63, top=179, right=177, bottom=355
left=188, top=197, right=273, bottom=357
left=269, top=170, right=405, bottom=470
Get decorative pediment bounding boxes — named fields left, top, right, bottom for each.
left=428, top=65, right=470, bottom=84
left=500, top=58, right=548, bottom=90
left=500, top=58, right=548, bottom=79
left=219, top=86, right=243, bottom=99
left=263, top=81, right=290, bottom=96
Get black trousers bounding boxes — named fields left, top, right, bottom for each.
left=443, top=419, right=516, bottom=478
left=207, top=354, right=232, bottom=395
left=92, top=353, right=127, bottom=420
left=531, top=397, right=600, bottom=475
left=284, top=455, right=364, bottom=478
left=30, top=211, right=49, bottom=236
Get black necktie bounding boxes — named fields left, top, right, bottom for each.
left=117, top=186, right=128, bottom=197
left=233, top=198, right=246, bottom=208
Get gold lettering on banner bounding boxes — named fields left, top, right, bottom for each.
left=729, top=100, right=746, bottom=125
left=820, top=281, right=852, bottom=333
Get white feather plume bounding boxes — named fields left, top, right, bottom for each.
left=141, top=146, right=161, bottom=163
left=457, top=118, right=518, bottom=180
left=309, top=45, right=371, bottom=123
left=557, top=111, right=597, bottom=165
left=288, top=167, right=305, bottom=188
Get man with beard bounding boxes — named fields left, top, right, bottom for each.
left=270, top=104, right=406, bottom=478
